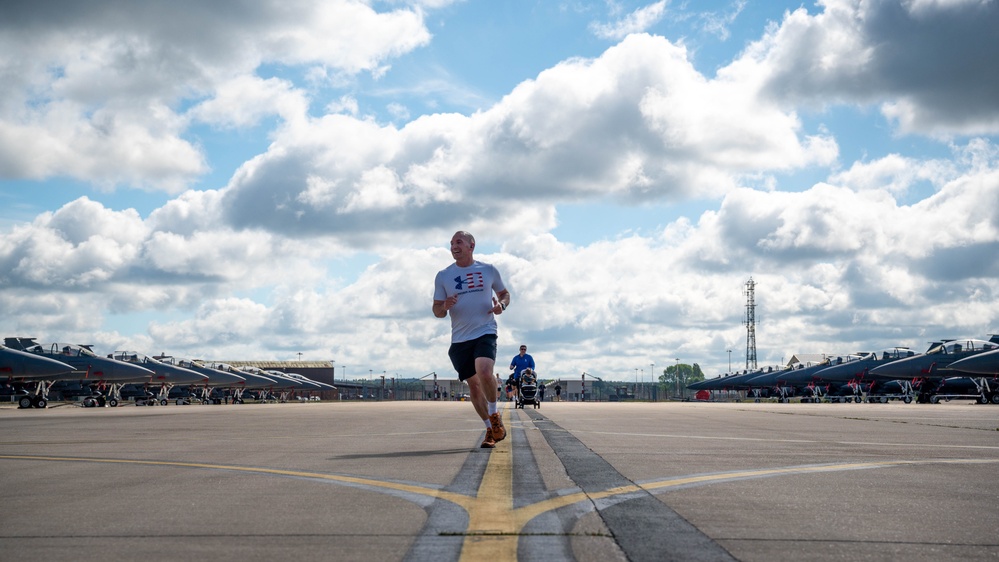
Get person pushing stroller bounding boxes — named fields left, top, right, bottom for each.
left=509, top=344, right=534, bottom=386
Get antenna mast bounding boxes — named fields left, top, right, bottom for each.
left=744, top=277, right=758, bottom=371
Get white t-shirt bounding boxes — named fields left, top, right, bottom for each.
left=434, top=260, right=507, bottom=343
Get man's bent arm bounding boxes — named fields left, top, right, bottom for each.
left=496, top=289, right=510, bottom=309
left=432, top=300, right=448, bottom=318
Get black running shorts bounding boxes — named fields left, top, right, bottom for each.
left=448, top=334, right=498, bottom=381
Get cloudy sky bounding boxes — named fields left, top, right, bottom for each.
left=2, top=0, right=998, bottom=383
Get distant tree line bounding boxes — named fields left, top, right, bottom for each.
left=659, top=363, right=705, bottom=398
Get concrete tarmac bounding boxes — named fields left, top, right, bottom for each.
left=1, top=400, right=998, bottom=561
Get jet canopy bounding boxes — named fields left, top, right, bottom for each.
left=925, top=339, right=999, bottom=356
left=113, top=351, right=152, bottom=363
left=46, top=343, right=100, bottom=358
left=859, top=348, right=915, bottom=361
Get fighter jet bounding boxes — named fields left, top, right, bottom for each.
left=203, top=362, right=278, bottom=403
left=1, top=345, right=76, bottom=408
left=780, top=356, right=858, bottom=402
left=869, top=338, right=999, bottom=403
left=3, top=337, right=156, bottom=407
left=688, top=365, right=785, bottom=401
left=4, top=338, right=156, bottom=382
left=279, top=370, right=335, bottom=391
left=747, top=358, right=849, bottom=403
left=237, top=366, right=320, bottom=402
left=152, top=356, right=246, bottom=404
left=112, top=352, right=209, bottom=405
left=942, top=346, right=999, bottom=404
left=281, top=370, right=336, bottom=400
left=1, top=344, right=75, bottom=379
left=809, top=348, right=916, bottom=402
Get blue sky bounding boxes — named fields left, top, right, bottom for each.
left=2, top=0, right=998, bottom=382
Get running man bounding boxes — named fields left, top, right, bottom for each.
left=433, top=231, right=510, bottom=448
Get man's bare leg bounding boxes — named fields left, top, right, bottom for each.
left=473, top=357, right=504, bottom=441
left=467, top=372, right=489, bottom=422
left=474, top=357, right=497, bottom=401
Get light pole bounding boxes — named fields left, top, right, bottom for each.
left=675, top=358, right=680, bottom=399
left=727, top=349, right=732, bottom=373
left=650, top=362, right=654, bottom=401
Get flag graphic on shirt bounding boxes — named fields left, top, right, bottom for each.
left=454, top=271, right=484, bottom=291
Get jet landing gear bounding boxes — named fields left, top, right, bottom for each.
left=19, top=381, right=51, bottom=408
left=971, top=378, right=999, bottom=405
left=18, top=395, right=48, bottom=409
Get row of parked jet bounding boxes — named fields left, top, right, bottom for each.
left=1, top=337, right=334, bottom=409
left=688, top=336, right=999, bottom=404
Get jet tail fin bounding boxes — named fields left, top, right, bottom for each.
left=3, top=337, right=39, bottom=351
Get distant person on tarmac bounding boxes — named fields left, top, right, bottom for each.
left=509, top=344, right=534, bottom=402
left=510, top=345, right=535, bottom=382
left=433, top=231, right=510, bottom=449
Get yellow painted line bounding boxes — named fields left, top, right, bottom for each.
left=0, top=453, right=475, bottom=510
left=459, top=408, right=518, bottom=561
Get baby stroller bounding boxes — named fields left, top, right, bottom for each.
left=517, top=369, right=540, bottom=409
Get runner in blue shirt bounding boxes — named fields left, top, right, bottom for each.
left=509, top=344, right=535, bottom=384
